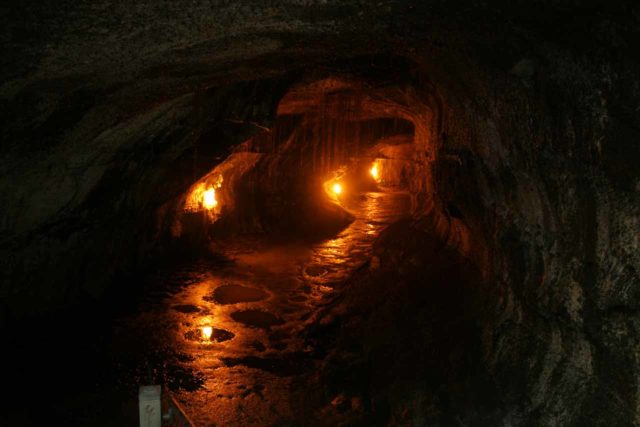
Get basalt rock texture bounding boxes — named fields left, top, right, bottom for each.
left=1, top=1, right=639, bottom=425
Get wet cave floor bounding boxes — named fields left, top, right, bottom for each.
left=111, top=189, right=411, bottom=426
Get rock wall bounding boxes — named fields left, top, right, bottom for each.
left=420, top=34, right=640, bottom=424
left=1, top=1, right=638, bottom=424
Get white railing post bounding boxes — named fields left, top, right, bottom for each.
left=139, top=385, right=162, bottom=427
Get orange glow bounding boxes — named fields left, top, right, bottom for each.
left=201, top=326, right=213, bottom=340
left=370, top=162, right=380, bottom=181
left=332, top=182, right=343, bottom=195
left=323, top=166, right=346, bottom=202
left=203, top=187, right=217, bottom=209
left=185, top=174, right=223, bottom=213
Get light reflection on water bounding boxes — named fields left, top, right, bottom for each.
left=201, top=325, right=213, bottom=341
left=118, top=190, right=410, bottom=426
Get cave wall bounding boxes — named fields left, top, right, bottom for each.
left=295, top=40, right=640, bottom=423
left=1, top=1, right=639, bottom=424
left=0, top=80, right=290, bottom=317
left=415, top=32, right=640, bottom=424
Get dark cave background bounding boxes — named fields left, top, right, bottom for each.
left=1, top=1, right=639, bottom=426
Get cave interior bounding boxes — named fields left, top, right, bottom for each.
left=1, top=2, right=639, bottom=426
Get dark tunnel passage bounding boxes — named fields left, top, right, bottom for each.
left=103, top=73, right=490, bottom=425
left=1, top=2, right=640, bottom=426
left=1, top=63, right=495, bottom=426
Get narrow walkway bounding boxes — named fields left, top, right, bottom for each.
left=115, top=190, right=410, bottom=426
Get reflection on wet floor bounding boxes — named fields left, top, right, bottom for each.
left=115, top=190, right=410, bottom=426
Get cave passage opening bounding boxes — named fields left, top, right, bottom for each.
left=106, top=69, right=496, bottom=426
left=173, top=76, right=422, bottom=246
left=2, top=62, right=495, bottom=427
left=105, top=74, right=476, bottom=426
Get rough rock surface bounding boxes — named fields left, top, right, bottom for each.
left=1, top=1, right=639, bottom=425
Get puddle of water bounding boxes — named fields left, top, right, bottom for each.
left=172, top=304, right=202, bottom=313
left=231, top=309, right=285, bottom=329
left=205, top=284, right=269, bottom=305
left=112, top=190, right=410, bottom=426
left=304, top=265, right=328, bottom=277
left=184, top=328, right=235, bottom=342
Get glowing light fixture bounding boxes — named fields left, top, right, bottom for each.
left=203, top=187, right=217, bottom=209
left=370, top=162, right=380, bottom=181
left=201, top=325, right=213, bottom=340
left=332, top=182, right=343, bottom=196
